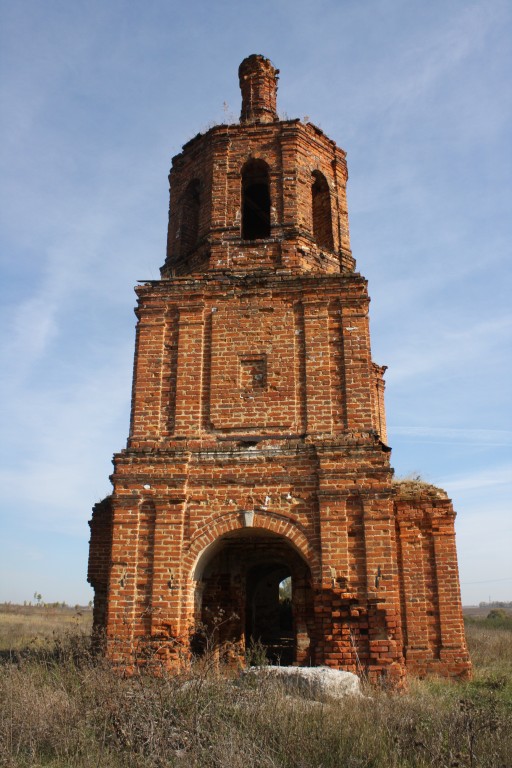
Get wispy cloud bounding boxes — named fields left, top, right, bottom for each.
left=391, top=427, right=512, bottom=447
left=386, top=315, right=512, bottom=384
left=0, top=347, right=133, bottom=536
left=0, top=0, right=510, bottom=606
left=439, top=464, right=512, bottom=494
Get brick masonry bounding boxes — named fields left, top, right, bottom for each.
left=88, top=55, right=471, bottom=682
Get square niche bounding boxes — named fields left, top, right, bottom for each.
left=239, top=354, right=267, bottom=390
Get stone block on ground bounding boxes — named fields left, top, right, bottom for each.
left=245, top=665, right=361, bottom=701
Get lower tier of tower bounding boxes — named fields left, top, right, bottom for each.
left=88, top=439, right=471, bottom=682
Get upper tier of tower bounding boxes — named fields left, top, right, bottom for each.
left=161, top=55, right=354, bottom=278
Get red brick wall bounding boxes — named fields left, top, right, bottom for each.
left=87, top=496, right=113, bottom=634
left=162, top=118, right=354, bottom=277
left=88, top=55, right=470, bottom=682
left=395, top=482, right=470, bottom=677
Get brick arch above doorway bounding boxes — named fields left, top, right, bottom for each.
left=185, top=510, right=321, bottom=583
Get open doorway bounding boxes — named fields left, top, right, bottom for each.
left=245, top=565, right=294, bottom=664
left=193, top=528, right=313, bottom=665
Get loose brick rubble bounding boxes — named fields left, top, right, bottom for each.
left=88, top=55, right=471, bottom=683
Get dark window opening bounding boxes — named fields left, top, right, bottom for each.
left=180, top=179, right=200, bottom=256
left=312, top=170, right=333, bottom=251
left=242, top=160, right=271, bottom=240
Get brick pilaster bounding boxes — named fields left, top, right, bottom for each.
left=174, top=303, right=205, bottom=435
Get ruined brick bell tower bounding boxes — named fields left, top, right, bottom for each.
left=88, top=55, right=471, bottom=681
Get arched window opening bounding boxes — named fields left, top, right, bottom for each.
left=242, top=160, right=271, bottom=240
left=180, top=179, right=200, bottom=256
left=312, top=171, right=333, bottom=251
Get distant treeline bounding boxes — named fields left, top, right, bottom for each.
left=0, top=601, right=92, bottom=611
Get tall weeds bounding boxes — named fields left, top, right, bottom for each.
left=0, top=622, right=511, bottom=767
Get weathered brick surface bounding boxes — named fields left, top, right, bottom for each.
left=88, top=55, right=470, bottom=681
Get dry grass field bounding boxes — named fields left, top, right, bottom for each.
left=0, top=603, right=510, bottom=768
left=0, top=604, right=92, bottom=652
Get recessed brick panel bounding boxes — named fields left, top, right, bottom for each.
left=210, top=302, right=297, bottom=431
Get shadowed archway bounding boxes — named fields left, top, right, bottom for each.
left=192, top=528, right=314, bottom=665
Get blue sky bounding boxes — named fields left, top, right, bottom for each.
left=0, top=0, right=510, bottom=606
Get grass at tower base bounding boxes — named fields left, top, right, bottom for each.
left=0, top=604, right=510, bottom=767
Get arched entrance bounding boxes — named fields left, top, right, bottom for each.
left=192, top=528, right=314, bottom=665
